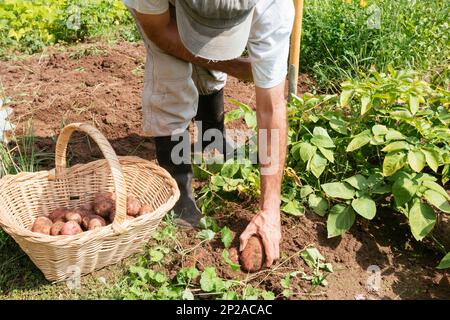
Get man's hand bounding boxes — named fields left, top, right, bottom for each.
left=239, top=210, right=281, bottom=267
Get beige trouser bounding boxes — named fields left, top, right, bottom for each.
left=129, top=8, right=227, bottom=137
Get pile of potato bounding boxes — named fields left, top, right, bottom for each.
left=30, top=192, right=154, bottom=236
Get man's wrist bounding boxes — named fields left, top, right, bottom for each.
left=260, top=198, right=281, bottom=213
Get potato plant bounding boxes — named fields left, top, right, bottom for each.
left=200, top=69, right=449, bottom=268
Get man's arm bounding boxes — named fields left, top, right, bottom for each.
left=239, top=82, right=287, bottom=267
left=133, top=9, right=253, bottom=81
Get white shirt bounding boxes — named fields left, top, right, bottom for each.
left=122, top=0, right=294, bottom=88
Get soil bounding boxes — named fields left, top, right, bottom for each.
left=0, top=42, right=448, bottom=300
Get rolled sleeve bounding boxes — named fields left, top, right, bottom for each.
left=247, top=0, right=295, bottom=89
left=122, top=0, right=169, bottom=14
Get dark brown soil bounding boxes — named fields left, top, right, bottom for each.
left=0, top=42, right=448, bottom=299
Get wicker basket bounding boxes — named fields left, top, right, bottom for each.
left=0, top=123, right=179, bottom=281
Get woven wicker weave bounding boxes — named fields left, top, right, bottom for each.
left=0, top=123, right=179, bottom=281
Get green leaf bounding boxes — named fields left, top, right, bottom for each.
left=200, top=267, right=218, bottom=292
left=308, top=194, right=329, bottom=216
left=149, top=249, right=164, bottom=263
left=176, top=267, right=200, bottom=285
left=182, top=288, right=195, bottom=300
left=327, top=205, right=356, bottom=238
left=309, top=152, right=327, bottom=178
left=408, top=150, right=426, bottom=173
left=280, top=274, right=291, bottom=289
left=224, top=108, right=244, bottom=123
left=220, top=161, right=240, bottom=178
left=197, top=229, right=216, bottom=241
left=383, top=152, right=406, bottom=176
left=437, top=252, right=450, bottom=269
left=361, top=95, right=372, bottom=115
left=372, top=125, right=388, bottom=136
left=322, top=182, right=355, bottom=199
left=244, top=112, right=257, bottom=129
left=299, top=142, right=317, bottom=162
left=221, top=291, right=239, bottom=300
left=199, top=216, right=219, bottom=232
left=243, top=285, right=260, bottom=300
left=311, top=127, right=335, bottom=148
left=371, top=184, right=392, bottom=194
left=222, top=250, right=240, bottom=271
left=300, top=185, right=314, bottom=198
left=423, top=190, right=450, bottom=213
left=346, top=130, right=372, bottom=152
left=340, top=89, right=353, bottom=107
left=422, top=181, right=450, bottom=201
left=282, top=199, right=305, bottom=216
left=421, top=149, right=440, bottom=173
left=344, top=174, right=368, bottom=190
left=300, top=247, right=325, bottom=268
left=261, top=291, right=276, bottom=300
left=385, top=129, right=406, bottom=141
left=329, top=117, right=348, bottom=134
left=318, top=146, right=335, bottom=163
left=408, top=201, right=436, bottom=241
left=351, top=197, right=376, bottom=220
left=220, top=226, right=234, bottom=248
left=392, top=177, right=418, bottom=207
left=409, top=94, right=419, bottom=115
left=382, top=141, right=410, bottom=153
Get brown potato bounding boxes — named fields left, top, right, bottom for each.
left=31, top=216, right=53, bottom=235
left=138, top=204, right=154, bottom=216
left=239, top=236, right=265, bottom=273
left=60, top=221, right=83, bottom=236
left=88, top=215, right=106, bottom=230
left=65, top=210, right=83, bottom=225
left=48, top=207, right=68, bottom=222
left=127, top=195, right=142, bottom=217
left=50, top=221, right=65, bottom=236
left=93, top=192, right=116, bottom=218
left=108, top=211, right=116, bottom=223
left=81, top=214, right=95, bottom=230
left=79, top=202, right=94, bottom=213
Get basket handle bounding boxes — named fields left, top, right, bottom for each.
left=52, top=123, right=127, bottom=234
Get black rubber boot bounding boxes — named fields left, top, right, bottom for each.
left=154, top=134, right=202, bottom=228
left=195, top=88, right=234, bottom=158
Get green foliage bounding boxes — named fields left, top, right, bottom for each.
left=302, top=0, right=450, bottom=90
left=0, top=0, right=138, bottom=56
left=213, top=69, right=449, bottom=268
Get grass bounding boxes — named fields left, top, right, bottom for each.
left=301, top=0, right=450, bottom=91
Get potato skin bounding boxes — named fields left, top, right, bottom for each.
left=48, top=207, right=68, bottom=222
left=239, top=236, right=265, bottom=272
left=60, top=221, right=83, bottom=236
left=138, top=204, right=154, bottom=216
left=127, top=195, right=142, bottom=217
left=81, top=214, right=95, bottom=230
left=65, top=210, right=83, bottom=225
left=50, top=221, right=65, bottom=236
left=88, top=215, right=106, bottom=230
left=93, top=192, right=116, bottom=219
left=79, top=202, right=94, bottom=213
left=31, top=216, right=53, bottom=235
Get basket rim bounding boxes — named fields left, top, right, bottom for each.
left=0, top=156, right=180, bottom=246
